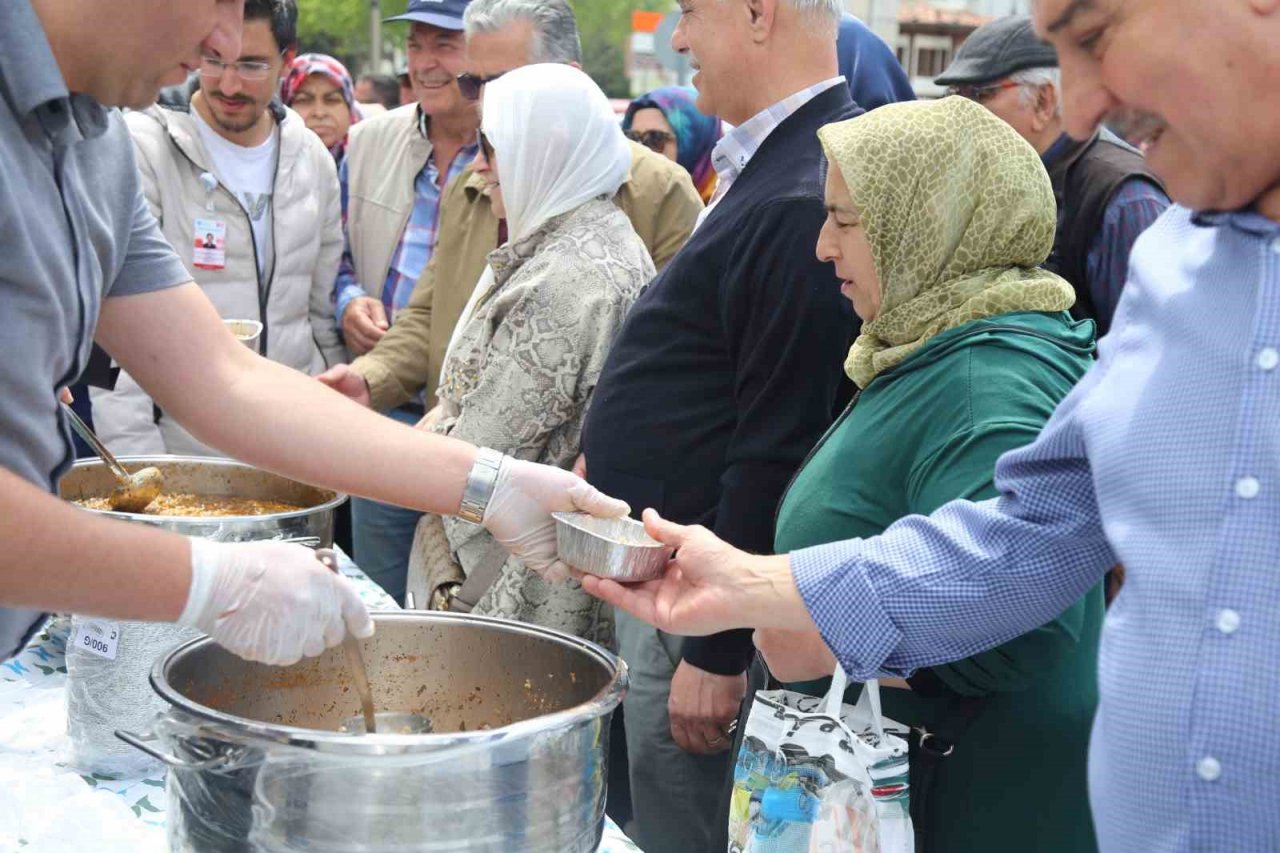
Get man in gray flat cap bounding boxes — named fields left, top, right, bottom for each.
left=937, top=15, right=1168, bottom=337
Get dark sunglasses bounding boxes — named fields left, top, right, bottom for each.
left=456, top=70, right=508, bottom=101
left=625, top=128, right=676, bottom=154
left=476, top=129, right=495, bottom=162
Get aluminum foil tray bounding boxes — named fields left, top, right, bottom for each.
left=552, top=511, right=669, bottom=582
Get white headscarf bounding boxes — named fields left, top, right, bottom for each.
left=482, top=63, right=631, bottom=242
left=442, top=64, right=631, bottom=373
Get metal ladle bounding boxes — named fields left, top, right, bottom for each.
left=314, top=550, right=432, bottom=736
left=61, top=403, right=164, bottom=513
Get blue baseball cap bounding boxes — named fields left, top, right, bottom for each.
left=383, top=0, right=470, bottom=31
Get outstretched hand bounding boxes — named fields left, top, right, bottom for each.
left=578, top=509, right=809, bottom=636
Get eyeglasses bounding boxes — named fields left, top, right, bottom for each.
left=456, top=70, right=508, bottom=101
left=625, top=128, right=676, bottom=154
left=945, top=80, right=1021, bottom=103
left=476, top=129, right=495, bottom=163
left=199, top=53, right=280, bottom=82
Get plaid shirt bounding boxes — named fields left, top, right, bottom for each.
left=696, top=77, right=846, bottom=228
left=334, top=113, right=476, bottom=324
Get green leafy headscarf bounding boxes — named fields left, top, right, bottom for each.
left=817, top=96, right=1075, bottom=388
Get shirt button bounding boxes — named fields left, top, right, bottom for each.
left=1258, top=348, right=1280, bottom=371
left=1215, top=608, right=1241, bottom=634
left=1197, top=756, right=1222, bottom=781
left=1235, top=477, right=1261, bottom=499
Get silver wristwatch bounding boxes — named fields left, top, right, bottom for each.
left=457, top=447, right=506, bottom=524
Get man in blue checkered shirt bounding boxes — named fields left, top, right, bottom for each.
left=581, top=1, right=1280, bottom=850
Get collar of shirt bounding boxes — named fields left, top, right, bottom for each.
left=709, top=77, right=847, bottom=192
left=0, top=0, right=108, bottom=141
left=1192, top=207, right=1280, bottom=237
left=1040, top=133, right=1074, bottom=169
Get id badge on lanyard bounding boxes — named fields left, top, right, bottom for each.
left=191, top=171, right=227, bottom=271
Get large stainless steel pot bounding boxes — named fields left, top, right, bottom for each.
left=58, top=455, right=344, bottom=546
left=118, top=611, right=628, bottom=852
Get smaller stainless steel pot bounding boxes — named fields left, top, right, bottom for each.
left=59, top=455, right=345, bottom=546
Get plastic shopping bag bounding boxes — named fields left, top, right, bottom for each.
left=727, top=667, right=912, bottom=853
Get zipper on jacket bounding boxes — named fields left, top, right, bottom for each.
left=257, top=125, right=284, bottom=356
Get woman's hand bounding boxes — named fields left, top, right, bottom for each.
left=754, top=628, right=837, bottom=682
left=578, top=509, right=815, bottom=635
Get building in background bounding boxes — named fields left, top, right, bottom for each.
left=895, top=2, right=994, bottom=97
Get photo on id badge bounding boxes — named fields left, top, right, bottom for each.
left=193, top=217, right=227, bottom=270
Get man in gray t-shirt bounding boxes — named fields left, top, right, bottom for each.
left=0, top=0, right=627, bottom=665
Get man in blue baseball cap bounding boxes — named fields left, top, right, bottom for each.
left=326, top=0, right=482, bottom=602
left=383, top=0, right=472, bottom=29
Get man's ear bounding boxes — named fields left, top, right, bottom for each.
left=744, top=0, right=778, bottom=44
left=1034, top=82, right=1060, bottom=130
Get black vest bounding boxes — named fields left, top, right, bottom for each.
left=1043, top=129, right=1163, bottom=333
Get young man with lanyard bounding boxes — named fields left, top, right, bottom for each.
left=0, top=0, right=624, bottom=669
left=92, top=0, right=347, bottom=456
left=329, top=0, right=482, bottom=604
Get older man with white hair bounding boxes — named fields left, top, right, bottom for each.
left=936, top=14, right=1167, bottom=336
left=578, top=0, right=862, bottom=849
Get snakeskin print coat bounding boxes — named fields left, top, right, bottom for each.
left=408, top=197, right=655, bottom=646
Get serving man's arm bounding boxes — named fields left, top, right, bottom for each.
left=0, top=467, right=189, bottom=620
left=0, top=463, right=372, bottom=665
left=96, top=282, right=627, bottom=579
left=99, top=282, right=475, bottom=511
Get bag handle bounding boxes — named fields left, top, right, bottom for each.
left=828, top=669, right=886, bottom=742
left=819, top=664, right=849, bottom=718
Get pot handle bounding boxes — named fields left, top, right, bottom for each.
left=115, top=729, right=232, bottom=771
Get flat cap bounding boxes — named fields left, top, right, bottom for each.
left=935, top=15, right=1058, bottom=86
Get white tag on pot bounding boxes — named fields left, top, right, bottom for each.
left=73, top=619, right=121, bottom=660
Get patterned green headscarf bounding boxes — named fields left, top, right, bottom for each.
left=818, top=96, right=1075, bottom=388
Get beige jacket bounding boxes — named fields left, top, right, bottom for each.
left=91, top=104, right=344, bottom=457
left=347, top=128, right=702, bottom=410
left=342, top=103, right=433, bottom=309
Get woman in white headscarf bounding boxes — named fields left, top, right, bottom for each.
left=406, top=64, right=655, bottom=646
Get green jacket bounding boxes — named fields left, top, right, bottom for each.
left=775, top=311, right=1102, bottom=853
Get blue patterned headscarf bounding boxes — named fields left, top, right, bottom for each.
left=624, top=86, right=722, bottom=203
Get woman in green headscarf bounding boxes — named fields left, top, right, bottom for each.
left=759, top=96, right=1103, bottom=852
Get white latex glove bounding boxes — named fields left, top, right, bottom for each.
left=179, top=539, right=375, bottom=666
left=482, top=457, right=630, bottom=582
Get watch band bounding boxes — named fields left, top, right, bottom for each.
left=458, top=447, right=505, bottom=524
